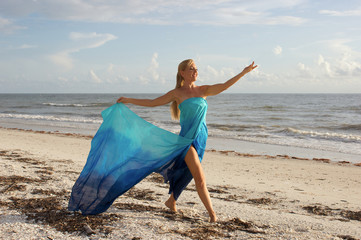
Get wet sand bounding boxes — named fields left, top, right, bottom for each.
left=0, top=128, right=360, bottom=239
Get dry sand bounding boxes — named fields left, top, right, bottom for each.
left=0, top=127, right=360, bottom=240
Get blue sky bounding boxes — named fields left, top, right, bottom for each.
left=0, top=0, right=360, bottom=93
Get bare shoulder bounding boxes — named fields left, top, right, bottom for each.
left=171, top=89, right=183, bottom=104
left=148, top=90, right=177, bottom=106
left=162, top=89, right=178, bottom=101
left=199, top=85, right=210, bottom=96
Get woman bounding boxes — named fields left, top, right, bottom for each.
left=68, top=59, right=257, bottom=223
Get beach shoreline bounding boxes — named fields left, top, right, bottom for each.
left=2, top=126, right=360, bottom=165
left=1, top=93, right=360, bottom=164
left=0, top=127, right=360, bottom=239
left=207, top=137, right=361, bottom=165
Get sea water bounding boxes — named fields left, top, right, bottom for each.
left=0, top=93, right=360, bottom=163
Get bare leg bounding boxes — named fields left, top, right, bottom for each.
left=165, top=193, right=177, bottom=212
left=184, top=146, right=217, bottom=222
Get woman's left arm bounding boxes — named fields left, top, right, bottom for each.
left=116, top=90, right=175, bottom=107
left=204, top=61, right=257, bottom=97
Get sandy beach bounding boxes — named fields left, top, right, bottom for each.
left=0, top=127, right=360, bottom=239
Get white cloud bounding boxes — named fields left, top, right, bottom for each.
left=148, top=52, right=160, bottom=81
left=297, top=62, right=308, bottom=71
left=90, top=70, right=102, bottom=83
left=334, top=56, right=361, bottom=77
left=0, top=0, right=308, bottom=26
left=69, top=32, right=117, bottom=50
left=18, top=44, right=37, bottom=49
left=139, top=53, right=165, bottom=85
left=318, top=55, right=333, bottom=77
left=315, top=39, right=361, bottom=78
left=289, top=38, right=361, bottom=81
left=70, top=32, right=96, bottom=40
left=0, top=16, right=25, bottom=33
left=69, top=32, right=117, bottom=48
left=244, top=67, right=275, bottom=82
left=320, top=9, right=361, bottom=17
left=297, top=62, right=314, bottom=78
left=273, top=45, right=282, bottom=55
left=104, top=63, right=131, bottom=83
left=107, top=63, right=114, bottom=73
left=264, top=15, right=306, bottom=26
left=315, top=53, right=361, bottom=79
left=8, top=44, right=37, bottom=50
left=118, top=75, right=130, bottom=82
left=210, top=7, right=306, bottom=26
left=49, top=32, right=117, bottom=69
left=326, top=39, right=361, bottom=58
left=205, top=65, right=219, bottom=77
left=57, top=76, right=69, bottom=82
left=200, top=65, right=237, bottom=84
left=139, top=75, right=149, bottom=85
left=0, top=16, right=12, bottom=27
left=49, top=51, right=74, bottom=70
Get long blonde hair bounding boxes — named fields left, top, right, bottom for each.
left=170, top=59, right=194, bottom=120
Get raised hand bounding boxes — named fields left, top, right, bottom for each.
left=242, top=61, right=258, bottom=74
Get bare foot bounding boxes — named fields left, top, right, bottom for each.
left=209, top=212, right=217, bottom=223
left=165, top=198, right=177, bottom=212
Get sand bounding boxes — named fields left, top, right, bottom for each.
left=0, top=127, right=360, bottom=240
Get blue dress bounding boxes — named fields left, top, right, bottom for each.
left=68, top=97, right=208, bottom=215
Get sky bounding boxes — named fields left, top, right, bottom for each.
left=0, top=0, right=361, bottom=93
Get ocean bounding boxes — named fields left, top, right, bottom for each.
left=0, top=93, right=360, bottom=163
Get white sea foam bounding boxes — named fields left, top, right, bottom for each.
left=42, top=102, right=109, bottom=107
left=283, top=127, right=361, bottom=143
left=0, top=113, right=102, bottom=124
left=43, top=102, right=87, bottom=107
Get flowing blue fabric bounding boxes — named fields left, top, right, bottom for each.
left=68, top=97, right=208, bottom=215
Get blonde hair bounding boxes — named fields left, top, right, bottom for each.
left=170, top=59, right=194, bottom=120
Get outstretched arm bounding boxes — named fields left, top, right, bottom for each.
left=116, top=90, right=175, bottom=107
left=204, top=61, right=257, bottom=97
